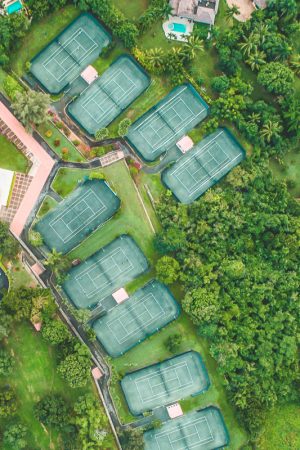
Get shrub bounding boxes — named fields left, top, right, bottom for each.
left=61, top=147, right=69, bottom=154
left=56, top=122, right=63, bottom=129
left=53, top=139, right=60, bottom=147
left=3, top=76, right=23, bottom=101
left=95, top=128, right=109, bottom=140
left=164, top=333, right=182, bottom=353
left=62, top=126, right=70, bottom=137
left=118, top=118, right=131, bottom=137
left=94, top=146, right=106, bottom=157
left=72, top=139, right=80, bottom=146
left=89, top=172, right=105, bottom=180
left=29, top=230, right=43, bottom=247
left=45, top=130, right=52, bottom=138
left=129, top=166, right=139, bottom=179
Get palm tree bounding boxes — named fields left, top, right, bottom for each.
left=44, top=249, right=63, bottom=270
left=226, top=4, right=240, bottom=22
left=248, top=112, right=261, bottom=124
left=160, top=2, right=173, bottom=19
left=183, top=35, right=204, bottom=60
left=260, top=120, right=283, bottom=143
left=239, top=33, right=260, bottom=56
left=12, top=90, right=50, bottom=131
left=146, top=48, right=165, bottom=72
left=255, top=23, right=269, bottom=44
left=246, top=50, right=266, bottom=71
left=289, top=55, right=300, bottom=76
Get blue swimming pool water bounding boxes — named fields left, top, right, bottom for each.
left=7, top=0, right=23, bottom=14
left=168, top=22, right=187, bottom=33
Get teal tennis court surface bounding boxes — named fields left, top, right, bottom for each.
left=126, top=84, right=209, bottom=162
left=144, top=407, right=229, bottom=450
left=93, top=280, right=180, bottom=356
left=35, top=179, right=120, bottom=254
left=63, top=235, right=148, bottom=309
left=68, top=55, right=150, bottom=135
left=30, top=13, right=111, bottom=94
left=162, top=128, right=245, bottom=204
left=121, top=351, right=210, bottom=415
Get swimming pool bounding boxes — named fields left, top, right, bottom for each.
left=6, top=1, right=23, bottom=14
left=168, top=22, right=187, bottom=33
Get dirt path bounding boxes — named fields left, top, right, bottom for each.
left=226, top=0, right=255, bottom=21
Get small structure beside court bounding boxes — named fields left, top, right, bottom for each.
left=144, top=406, right=229, bottom=450
left=176, top=135, right=194, bottom=153
left=80, top=65, right=98, bottom=85
left=93, top=280, right=180, bottom=357
left=167, top=403, right=183, bottom=419
left=112, top=288, right=129, bottom=304
left=121, top=351, right=210, bottom=416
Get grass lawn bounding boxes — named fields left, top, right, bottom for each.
left=256, top=403, right=300, bottom=450
left=52, top=161, right=158, bottom=263
left=112, top=0, right=148, bottom=19
left=269, top=147, right=300, bottom=198
left=37, top=195, right=58, bottom=219
left=11, top=5, right=80, bottom=76
left=38, top=122, right=85, bottom=162
left=0, top=134, right=29, bottom=173
left=109, top=312, right=247, bottom=449
left=0, top=322, right=109, bottom=450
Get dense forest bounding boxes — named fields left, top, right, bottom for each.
left=155, top=161, right=300, bottom=434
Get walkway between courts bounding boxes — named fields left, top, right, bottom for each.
left=0, top=101, right=56, bottom=237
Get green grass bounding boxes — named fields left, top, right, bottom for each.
left=37, top=195, right=58, bottom=219
left=113, top=0, right=148, bottom=19
left=110, top=313, right=247, bottom=449
left=256, top=403, right=300, bottom=450
left=38, top=121, right=85, bottom=162
left=0, top=134, right=28, bottom=173
left=52, top=162, right=158, bottom=263
left=269, top=147, right=300, bottom=198
left=11, top=5, right=80, bottom=76
left=0, top=322, right=105, bottom=450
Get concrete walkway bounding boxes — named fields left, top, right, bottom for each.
left=0, top=101, right=56, bottom=237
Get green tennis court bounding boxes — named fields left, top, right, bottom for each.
left=92, top=280, right=180, bottom=357
left=162, top=128, right=245, bottom=204
left=126, top=84, right=208, bottom=162
left=121, top=351, right=210, bottom=416
left=35, top=179, right=120, bottom=254
left=68, top=55, right=150, bottom=136
left=144, top=407, right=229, bottom=450
left=30, top=13, right=111, bottom=94
left=62, top=235, right=148, bottom=309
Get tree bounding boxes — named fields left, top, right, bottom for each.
left=225, top=4, right=240, bottom=22
left=3, top=75, right=23, bottom=100
left=0, top=221, right=19, bottom=259
left=29, top=230, right=43, bottom=247
left=120, top=427, right=144, bottom=450
left=0, top=348, right=14, bottom=375
left=260, top=120, right=283, bottom=143
left=95, top=128, right=109, bottom=140
left=257, top=62, right=295, bottom=95
left=183, top=35, right=204, bottom=60
left=211, top=75, right=230, bottom=93
left=44, top=249, right=71, bottom=278
left=145, top=47, right=165, bottom=72
left=12, top=90, right=50, bottom=130
left=289, top=54, right=300, bottom=76
left=164, top=333, right=182, bottom=353
left=41, top=319, right=70, bottom=345
left=3, top=422, right=28, bottom=449
left=34, top=394, right=69, bottom=428
left=58, top=344, right=91, bottom=388
left=155, top=256, right=180, bottom=284
left=0, top=387, right=17, bottom=417
left=118, top=118, right=132, bottom=137
left=246, top=50, right=266, bottom=71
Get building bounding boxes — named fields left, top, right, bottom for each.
left=253, top=0, right=267, bottom=9
left=170, top=0, right=219, bottom=25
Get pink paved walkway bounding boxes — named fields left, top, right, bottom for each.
left=0, top=102, right=55, bottom=236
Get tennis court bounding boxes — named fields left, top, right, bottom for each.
left=68, top=55, right=150, bottom=136
left=93, top=280, right=180, bottom=356
left=121, top=351, right=210, bottom=415
left=144, top=407, right=229, bottom=450
left=162, top=128, right=245, bottom=204
left=126, top=84, right=208, bottom=162
left=62, top=235, right=148, bottom=309
left=35, top=179, right=120, bottom=254
left=30, top=13, right=111, bottom=94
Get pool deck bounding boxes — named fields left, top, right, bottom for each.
left=163, top=17, right=193, bottom=41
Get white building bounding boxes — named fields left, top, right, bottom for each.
left=170, top=0, right=219, bottom=25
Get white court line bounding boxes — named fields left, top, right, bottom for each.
left=173, top=141, right=227, bottom=195
left=154, top=417, right=214, bottom=450
left=75, top=247, right=134, bottom=299
left=42, top=27, right=97, bottom=82
left=48, top=190, right=106, bottom=243
left=134, top=361, right=194, bottom=404
left=79, top=68, right=138, bottom=124
left=107, top=293, right=164, bottom=344
left=136, top=97, right=206, bottom=153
